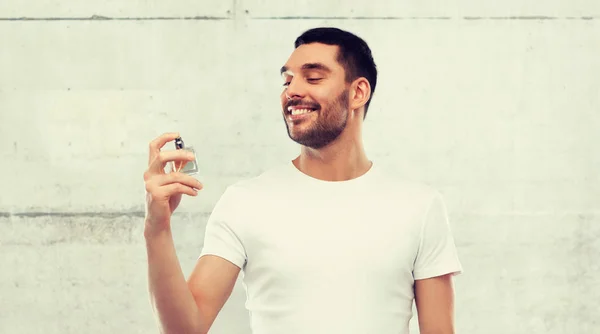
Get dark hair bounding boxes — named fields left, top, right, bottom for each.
left=294, top=27, right=377, bottom=118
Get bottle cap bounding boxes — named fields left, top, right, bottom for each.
left=175, top=137, right=184, bottom=149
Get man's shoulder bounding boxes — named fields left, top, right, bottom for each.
left=222, top=161, right=292, bottom=195
left=367, top=167, right=446, bottom=225
left=372, top=164, right=441, bottom=200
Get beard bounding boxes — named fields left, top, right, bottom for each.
left=283, top=88, right=350, bottom=149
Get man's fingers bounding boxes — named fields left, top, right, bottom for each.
left=148, top=132, right=181, bottom=165
left=157, top=183, right=199, bottom=198
left=148, top=149, right=196, bottom=173
left=157, top=172, right=204, bottom=190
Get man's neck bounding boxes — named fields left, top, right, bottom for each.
left=293, top=135, right=372, bottom=182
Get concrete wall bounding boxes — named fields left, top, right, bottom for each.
left=1, top=1, right=598, bottom=333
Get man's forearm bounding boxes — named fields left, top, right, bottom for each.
left=419, top=329, right=455, bottom=334
left=145, top=226, right=203, bottom=334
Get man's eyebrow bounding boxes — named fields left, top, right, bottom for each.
left=301, top=63, right=331, bottom=72
left=280, top=63, right=331, bottom=75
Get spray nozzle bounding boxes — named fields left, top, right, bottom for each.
left=175, top=137, right=185, bottom=149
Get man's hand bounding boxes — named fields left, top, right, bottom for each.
left=143, top=132, right=203, bottom=237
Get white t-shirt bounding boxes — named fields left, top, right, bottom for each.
left=199, top=161, right=463, bottom=334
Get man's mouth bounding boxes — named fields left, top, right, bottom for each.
left=287, top=106, right=318, bottom=115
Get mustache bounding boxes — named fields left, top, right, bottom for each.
left=285, top=99, right=321, bottom=110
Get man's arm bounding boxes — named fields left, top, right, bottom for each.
left=187, top=255, right=241, bottom=333
left=143, top=132, right=242, bottom=334
left=414, top=273, right=456, bottom=334
left=146, top=228, right=203, bottom=333
left=146, top=229, right=241, bottom=334
left=412, top=191, right=462, bottom=333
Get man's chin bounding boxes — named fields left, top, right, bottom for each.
left=288, top=134, right=332, bottom=150
left=287, top=132, right=311, bottom=147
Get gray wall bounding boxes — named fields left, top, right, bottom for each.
left=1, top=1, right=598, bottom=333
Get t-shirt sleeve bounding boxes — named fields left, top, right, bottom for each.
left=199, top=187, right=247, bottom=269
left=413, top=191, right=463, bottom=280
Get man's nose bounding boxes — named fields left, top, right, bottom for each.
left=285, top=78, right=306, bottom=100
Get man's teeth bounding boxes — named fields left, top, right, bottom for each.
left=290, top=108, right=314, bottom=115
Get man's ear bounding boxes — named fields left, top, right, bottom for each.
left=350, top=77, right=371, bottom=111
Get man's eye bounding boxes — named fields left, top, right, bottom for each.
left=307, top=78, right=322, bottom=82
left=283, top=82, right=291, bottom=87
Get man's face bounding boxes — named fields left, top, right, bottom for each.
left=280, top=43, right=350, bottom=149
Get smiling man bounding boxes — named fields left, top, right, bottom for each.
left=144, top=27, right=463, bottom=334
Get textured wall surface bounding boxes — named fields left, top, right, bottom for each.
left=1, top=1, right=599, bottom=333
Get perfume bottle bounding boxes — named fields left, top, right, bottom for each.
left=172, top=136, right=198, bottom=175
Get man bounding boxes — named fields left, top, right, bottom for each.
left=143, top=27, right=463, bottom=334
